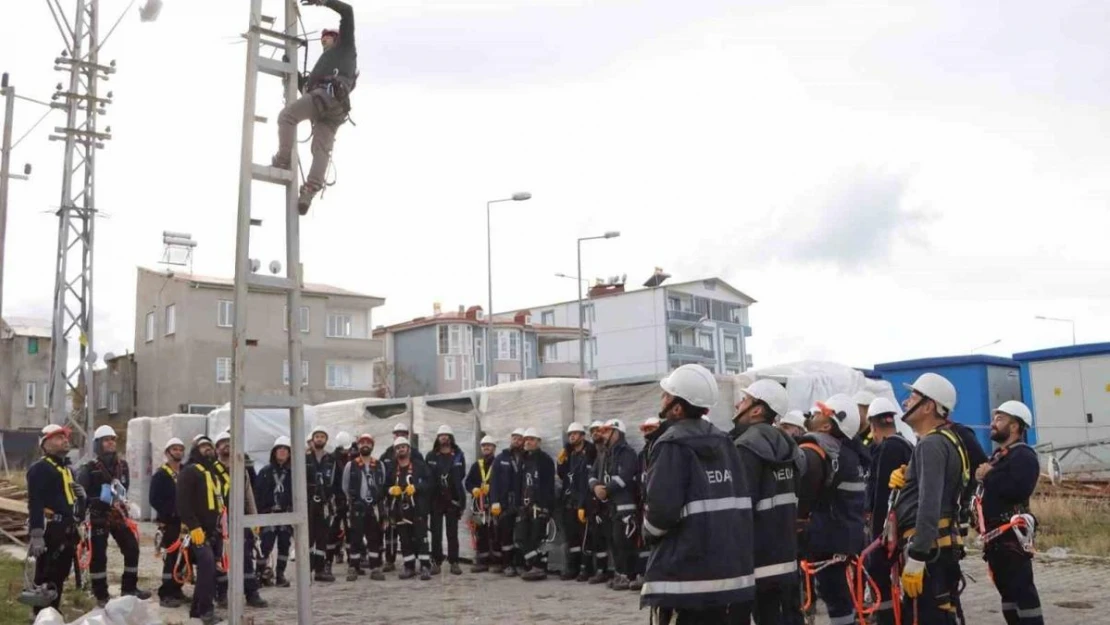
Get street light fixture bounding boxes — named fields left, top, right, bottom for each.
left=970, top=339, right=1001, bottom=354
left=1034, top=315, right=1076, bottom=346
left=486, top=192, right=531, bottom=387
left=555, top=273, right=590, bottom=283
left=577, top=231, right=621, bottom=378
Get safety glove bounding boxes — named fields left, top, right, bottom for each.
left=900, top=553, right=926, bottom=597
left=888, top=464, right=908, bottom=490
left=388, top=486, right=402, bottom=497
left=481, top=484, right=490, bottom=495
left=578, top=509, right=586, bottom=524
left=491, top=503, right=502, bottom=517
left=557, top=449, right=568, bottom=464
left=29, top=528, right=46, bottom=557
left=189, top=527, right=206, bottom=545
left=404, top=484, right=416, bottom=497
left=471, top=488, right=482, bottom=499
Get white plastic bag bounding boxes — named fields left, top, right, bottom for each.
left=31, top=607, right=65, bottom=625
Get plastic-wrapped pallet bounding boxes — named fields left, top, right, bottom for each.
left=149, top=414, right=210, bottom=466
left=124, top=417, right=152, bottom=521
left=477, top=379, right=576, bottom=453
left=413, top=394, right=479, bottom=462
left=207, top=404, right=320, bottom=465
left=313, top=398, right=413, bottom=458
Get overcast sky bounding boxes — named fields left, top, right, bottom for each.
left=1, top=0, right=1108, bottom=370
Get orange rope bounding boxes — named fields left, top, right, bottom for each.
left=168, top=538, right=194, bottom=585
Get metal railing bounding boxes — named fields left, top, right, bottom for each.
left=666, top=309, right=704, bottom=323
left=668, top=344, right=715, bottom=359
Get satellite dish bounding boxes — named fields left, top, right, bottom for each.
left=86, top=350, right=98, bottom=364
left=104, top=352, right=116, bottom=364
left=269, top=260, right=282, bottom=274
left=1048, top=455, right=1062, bottom=486
left=250, top=258, right=261, bottom=272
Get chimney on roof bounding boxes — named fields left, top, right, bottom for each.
left=589, top=273, right=626, bottom=299
left=433, top=302, right=442, bottom=315
left=642, top=267, right=671, bottom=288
left=465, top=306, right=482, bottom=320
left=458, top=305, right=465, bottom=314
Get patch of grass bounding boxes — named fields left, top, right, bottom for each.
left=1030, top=495, right=1110, bottom=556
left=0, top=552, right=97, bottom=624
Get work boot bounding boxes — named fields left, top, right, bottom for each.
left=629, top=575, right=644, bottom=591
left=347, top=564, right=359, bottom=582
left=200, top=612, right=220, bottom=625
left=522, top=568, right=548, bottom=582
left=314, top=570, right=335, bottom=583
left=271, top=153, right=291, bottom=170
left=588, top=570, right=610, bottom=585
left=96, top=596, right=110, bottom=608
left=275, top=574, right=290, bottom=588
left=399, top=567, right=416, bottom=580
left=450, top=562, right=463, bottom=575
left=611, top=574, right=630, bottom=591
left=336, top=550, right=345, bottom=564
left=471, top=562, right=489, bottom=573
left=217, top=594, right=228, bottom=609
left=246, top=593, right=269, bottom=608
left=123, top=588, right=152, bottom=600
left=298, top=182, right=321, bottom=216
left=159, top=596, right=182, bottom=609
left=489, top=563, right=504, bottom=574
left=504, top=566, right=519, bottom=578
left=560, top=568, right=579, bottom=581
left=420, top=566, right=432, bottom=581
left=382, top=562, right=396, bottom=573
left=369, top=568, right=386, bottom=581
left=430, top=561, right=441, bottom=575
left=576, top=569, right=591, bottom=582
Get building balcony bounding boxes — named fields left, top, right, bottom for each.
left=539, top=360, right=581, bottom=378
left=725, top=351, right=742, bottom=364
left=666, top=309, right=704, bottom=325
left=668, top=344, right=716, bottom=361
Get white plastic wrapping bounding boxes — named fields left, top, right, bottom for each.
left=413, top=395, right=479, bottom=462
left=207, top=404, right=319, bottom=465
left=124, top=417, right=152, bottom=521
left=314, top=397, right=413, bottom=459
left=149, top=414, right=210, bottom=464
left=476, top=379, right=577, bottom=454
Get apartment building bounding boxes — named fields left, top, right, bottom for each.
left=510, top=269, right=755, bottom=381
left=373, top=305, right=585, bottom=397
left=134, top=267, right=385, bottom=416
left=0, top=317, right=56, bottom=429
left=92, top=352, right=137, bottom=422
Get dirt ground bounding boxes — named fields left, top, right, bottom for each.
left=11, top=522, right=1110, bottom=624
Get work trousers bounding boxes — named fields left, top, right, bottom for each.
left=395, top=520, right=430, bottom=571
left=89, top=518, right=140, bottom=600
left=779, top=571, right=806, bottom=625
left=610, top=509, right=639, bottom=577
left=243, top=530, right=260, bottom=595
left=588, top=512, right=610, bottom=574
left=347, top=508, right=384, bottom=569
left=430, top=502, right=461, bottom=564
left=276, top=89, right=342, bottom=188
left=562, top=507, right=586, bottom=574
left=33, top=520, right=75, bottom=615
left=214, top=537, right=228, bottom=600
left=737, top=582, right=800, bottom=625
left=813, top=557, right=856, bottom=625
left=496, top=511, right=520, bottom=567
left=329, top=501, right=347, bottom=562
left=158, top=523, right=184, bottom=599
left=473, top=517, right=496, bottom=565
left=515, top=510, right=549, bottom=570
left=308, top=503, right=332, bottom=573
left=899, top=548, right=962, bottom=625
left=652, top=604, right=751, bottom=624
left=866, top=547, right=899, bottom=625
left=190, top=542, right=217, bottom=619
left=259, top=526, right=292, bottom=577
left=986, top=541, right=1044, bottom=625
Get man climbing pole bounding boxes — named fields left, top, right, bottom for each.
left=273, top=0, right=358, bottom=215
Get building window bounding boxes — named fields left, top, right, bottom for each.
left=28, top=337, right=39, bottom=355
left=283, top=360, right=309, bottom=385
left=164, top=304, right=176, bottom=336
left=326, top=363, right=353, bottom=389
left=591, top=337, right=598, bottom=356
left=668, top=330, right=682, bottom=346
left=145, top=312, right=155, bottom=343
left=98, top=382, right=108, bottom=410
left=327, top=313, right=352, bottom=338
left=698, top=332, right=713, bottom=351
left=724, top=335, right=739, bottom=356
left=579, top=303, right=595, bottom=325
left=218, top=300, right=234, bottom=328
left=497, top=373, right=519, bottom=385
left=694, top=297, right=710, bottom=316
left=474, top=337, right=484, bottom=365
left=25, top=382, right=36, bottom=408
left=497, top=330, right=520, bottom=360
left=543, top=343, right=557, bottom=363
left=216, top=357, right=232, bottom=384
left=524, top=340, right=533, bottom=370
left=438, top=324, right=471, bottom=355
left=667, top=296, right=682, bottom=311
left=109, top=392, right=119, bottom=415
left=284, top=306, right=311, bottom=333
left=444, top=356, right=457, bottom=381
left=541, top=310, right=555, bottom=325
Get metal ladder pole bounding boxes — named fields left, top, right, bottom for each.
left=229, top=0, right=311, bottom=623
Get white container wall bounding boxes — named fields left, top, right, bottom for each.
left=208, top=405, right=318, bottom=466
left=124, top=417, right=152, bottom=521
left=314, top=397, right=412, bottom=459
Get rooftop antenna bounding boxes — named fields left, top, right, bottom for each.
left=160, top=231, right=197, bottom=273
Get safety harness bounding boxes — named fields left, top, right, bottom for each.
left=972, top=443, right=1037, bottom=552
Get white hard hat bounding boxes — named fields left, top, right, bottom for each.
left=816, top=394, right=861, bottom=439
left=995, top=400, right=1033, bottom=428
left=567, top=422, right=586, bottom=434
left=642, top=416, right=661, bottom=429
left=40, top=424, right=69, bottom=445
left=660, top=364, right=719, bottom=409
left=164, top=437, right=185, bottom=452
left=523, top=428, right=541, bottom=439
left=511, top=428, right=526, bottom=438
left=94, top=425, right=117, bottom=440
left=311, top=425, right=329, bottom=439
left=193, top=434, right=211, bottom=445
left=357, top=433, right=375, bottom=445
left=904, top=372, right=957, bottom=416
left=852, top=390, right=876, bottom=407
left=392, top=422, right=410, bottom=434
left=867, top=397, right=901, bottom=420
left=480, top=435, right=497, bottom=446
left=739, top=379, right=789, bottom=418
left=603, top=419, right=626, bottom=433
left=334, top=432, right=353, bottom=450
left=779, top=410, right=806, bottom=429
left=587, top=421, right=604, bottom=431
left=215, top=430, right=231, bottom=445
left=393, top=436, right=411, bottom=448
left=273, top=436, right=292, bottom=449
left=436, top=424, right=455, bottom=437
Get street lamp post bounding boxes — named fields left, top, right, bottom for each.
left=577, top=231, right=620, bottom=379
left=1034, top=315, right=1076, bottom=346
left=486, top=192, right=531, bottom=387
left=969, top=339, right=1001, bottom=354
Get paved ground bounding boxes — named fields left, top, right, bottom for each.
left=15, top=523, right=1110, bottom=624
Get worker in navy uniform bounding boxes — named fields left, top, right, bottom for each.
left=177, top=435, right=223, bottom=625
left=642, top=364, right=755, bottom=624
left=490, top=428, right=526, bottom=576
left=516, top=428, right=556, bottom=581
left=465, top=435, right=499, bottom=573
left=776, top=410, right=808, bottom=440
left=212, top=431, right=268, bottom=608
left=793, top=411, right=827, bottom=625
left=26, top=425, right=82, bottom=616
left=329, top=432, right=353, bottom=566
left=584, top=420, right=611, bottom=584
left=78, top=425, right=149, bottom=606
left=384, top=437, right=433, bottom=580
left=255, top=436, right=294, bottom=587
left=380, top=422, right=419, bottom=572
left=951, top=416, right=989, bottom=550
left=978, top=401, right=1043, bottom=625
left=556, top=422, right=596, bottom=581
left=425, top=424, right=467, bottom=575
left=306, top=426, right=338, bottom=581
left=635, top=417, right=662, bottom=583
left=343, top=433, right=387, bottom=581
left=852, top=390, right=876, bottom=450
left=150, top=437, right=188, bottom=608
left=889, top=373, right=970, bottom=625
left=863, top=398, right=915, bottom=625
left=730, top=380, right=805, bottom=625
left=590, top=418, right=641, bottom=591
left=798, top=394, right=867, bottom=625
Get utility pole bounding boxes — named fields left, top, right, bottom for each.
left=0, top=73, right=14, bottom=323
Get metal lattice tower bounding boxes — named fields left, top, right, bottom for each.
left=229, top=0, right=312, bottom=622
left=46, top=0, right=114, bottom=453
